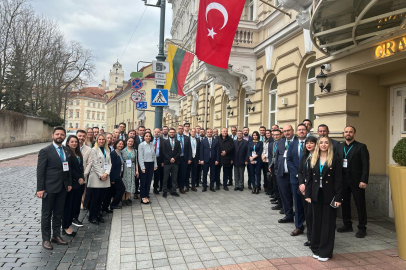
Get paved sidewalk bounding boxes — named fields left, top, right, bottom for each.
left=0, top=155, right=112, bottom=269
left=106, top=186, right=398, bottom=270
left=0, top=142, right=50, bottom=162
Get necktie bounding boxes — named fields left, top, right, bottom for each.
left=154, top=139, right=157, bottom=153
left=209, top=138, right=212, bottom=148
left=58, top=147, right=64, bottom=162
left=180, top=136, right=184, bottom=155
left=300, top=141, right=304, bottom=160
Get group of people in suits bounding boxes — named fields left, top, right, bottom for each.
left=36, top=120, right=370, bottom=261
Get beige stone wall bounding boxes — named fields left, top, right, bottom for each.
left=0, top=111, right=53, bottom=148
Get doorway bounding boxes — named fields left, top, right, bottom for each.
left=389, top=85, right=406, bottom=217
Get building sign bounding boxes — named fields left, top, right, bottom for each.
left=375, top=36, right=406, bottom=58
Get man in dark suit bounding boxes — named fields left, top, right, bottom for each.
left=118, top=122, right=128, bottom=140
left=336, top=126, right=370, bottom=238
left=153, top=128, right=165, bottom=194
left=162, top=128, right=181, bottom=197
left=233, top=130, right=248, bottom=191
left=37, top=127, right=72, bottom=250
left=189, top=128, right=200, bottom=191
left=176, top=125, right=192, bottom=193
left=243, top=127, right=253, bottom=189
left=216, top=128, right=235, bottom=191
left=269, top=129, right=282, bottom=209
left=274, top=124, right=297, bottom=223
left=133, top=126, right=145, bottom=199
left=317, top=124, right=339, bottom=152
left=200, top=128, right=220, bottom=192
left=286, top=124, right=307, bottom=236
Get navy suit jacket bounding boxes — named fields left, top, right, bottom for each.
left=177, top=134, right=192, bottom=162
left=247, top=141, right=263, bottom=162
left=110, top=150, right=122, bottom=182
left=233, top=139, right=249, bottom=166
left=331, top=139, right=339, bottom=153
left=274, top=137, right=297, bottom=177
left=199, top=137, right=220, bottom=163
left=287, top=139, right=305, bottom=184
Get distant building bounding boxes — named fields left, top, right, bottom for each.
left=109, top=60, right=125, bottom=91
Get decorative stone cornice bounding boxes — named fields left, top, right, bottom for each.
left=190, top=90, right=199, bottom=116
left=164, top=107, right=177, bottom=118
left=203, top=64, right=238, bottom=100
left=279, top=0, right=312, bottom=29
left=228, top=55, right=257, bottom=95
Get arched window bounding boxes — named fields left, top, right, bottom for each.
left=269, top=77, right=278, bottom=127
left=115, top=77, right=118, bottom=82
left=115, top=69, right=118, bottom=74
left=306, top=67, right=317, bottom=128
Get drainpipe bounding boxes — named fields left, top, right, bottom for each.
left=204, top=83, right=208, bottom=129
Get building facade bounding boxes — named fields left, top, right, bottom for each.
left=165, top=0, right=405, bottom=218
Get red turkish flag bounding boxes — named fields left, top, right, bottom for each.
left=195, top=0, right=245, bottom=69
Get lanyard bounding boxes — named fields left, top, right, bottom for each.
left=274, top=142, right=278, bottom=153
left=253, top=144, right=256, bottom=152
left=147, top=142, right=154, bottom=156
left=80, top=145, right=84, bottom=152
left=170, top=139, right=175, bottom=149
left=285, top=139, right=290, bottom=150
left=319, top=158, right=327, bottom=178
left=191, top=138, right=196, bottom=149
left=299, top=141, right=304, bottom=152
left=306, top=153, right=312, bottom=169
left=344, top=145, right=353, bottom=159
left=125, top=148, right=132, bottom=160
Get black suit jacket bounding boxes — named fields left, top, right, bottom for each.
left=199, top=137, right=220, bottom=163
left=335, top=141, right=370, bottom=185
left=218, top=135, right=235, bottom=166
left=190, top=137, right=200, bottom=160
left=178, top=135, right=192, bottom=162
left=37, top=144, right=72, bottom=193
left=153, top=137, right=165, bottom=166
left=163, top=138, right=181, bottom=165
left=110, top=150, right=123, bottom=182
left=298, top=154, right=312, bottom=186
left=305, top=156, right=343, bottom=203
left=69, top=153, right=84, bottom=189
left=233, top=139, right=248, bottom=166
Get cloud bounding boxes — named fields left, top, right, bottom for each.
left=30, top=0, right=173, bottom=85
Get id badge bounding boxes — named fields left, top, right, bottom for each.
left=343, top=159, right=348, bottom=168
left=283, top=150, right=287, bottom=158
left=121, top=165, right=124, bottom=172
left=126, top=160, right=132, bottom=168
left=252, top=151, right=256, bottom=157
left=62, top=162, right=69, bottom=172
left=104, top=162, right=109, bottom=170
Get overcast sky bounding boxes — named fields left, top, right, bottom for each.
left=30, top=0, right=173, bottom=86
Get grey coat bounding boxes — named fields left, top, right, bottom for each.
left=138, top=141, right=158, bottom=170
left=87, top=147, right=111, bottom=188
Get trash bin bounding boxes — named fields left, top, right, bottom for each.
left=388, top=165, right=406, bottom=260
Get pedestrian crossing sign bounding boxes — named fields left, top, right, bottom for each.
left=151, top=89, right=169, bottom=106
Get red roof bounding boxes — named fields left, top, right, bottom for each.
left=70, top=87, right=106, bottom=101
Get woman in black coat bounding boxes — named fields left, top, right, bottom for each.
left=297, top=136, right=317, bottom=247
left=63, top=135, right=84, bottom=237
left=305, top=136, right=342, bottom=262
left=217, top=129, right=235, bottom=191
left=247, top=131, right=263, bottom=194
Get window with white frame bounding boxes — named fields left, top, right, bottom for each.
left=269, top=77, right=278, bottom=128
left=76, top=100, right=80, bottom=105
left=115, top=77, right=118, bottom=82
left=248, top=0, right=254, bottom=21
left=76, top=112, right=79, bottom=118
left=244, top=93, right=249, bottom=127
left=306, top=67, right=317, bottom=128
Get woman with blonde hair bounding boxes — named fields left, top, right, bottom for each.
left=84, top=128, right=95, bottom=148
left=87, top=134, right=111, bottom=225
left=305, top=136, right=342, bottom=262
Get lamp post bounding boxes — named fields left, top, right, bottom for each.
left=142, top=0, right=166, bottom=128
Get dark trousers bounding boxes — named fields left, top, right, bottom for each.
left=229, top=164, right=233, bottom=184
left=102, top=187, right=113, bottom=211
left=73, top=184, right=85, bottom=220
left=140, top=162, right=154, bottom=198
left=88, top=187, right=107, bottom=222
left=216, top=165, right=231, bottom=187
left=277, top=173, right=293, bottom=219
left=247, top=164, right=252, bottom=187
left=135, top=176, right=140, bottom=195
left=203, top=159, right=216, bottom=188
left=62, top=187, right=82, bottom=229
left=41, top=188, right=67, bottom=241
left=110, top=178, right=125, bottom=207
left=272, top=171, right=279, bottom=199
left=153, top=164, right=164, bottom=190
left=215, top=165, right=222, bottom=187
left=163, top=163, right=178, bottom=193
left=311, top=189, right=337, bottom=258
left=186, top=163, right=192, bottom=187
left=249, top=162, right=262, bottom=187
left=262, top=162, right=269, bottom=188
left=178, top=157, right=188, bottom=191
left=301, top=193, right=313, bottom=241
left=191, top=157, right=199, bottom=187
left=342, top=176, right=367, bottom=230
left=291, top=182, right=305, bottom=230
left=197, top=164, right=202, bottom=185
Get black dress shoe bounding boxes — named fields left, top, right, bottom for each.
left=159, top=188, right=163, bottom=192
left=270, top=198, right=278, bottom=202
left=103, top=209, right=113, bottom=214
left=62, top=230, right=77, bottom=237
left=356, top=230, right=367, bottom=238
left=271, top=204, right=282, bottom=210
left=227, top=182, right=233, bottom=186
left=278, top=217, right=294, bottom=223
left=337, top=225, right=353, bottom=233
left=248, top=186, right=252, bottom=190
left=234, top=187, right=239, bottom=191
left=304, top=240, right=311, bottom=246
left=89, top=219, right=99, bottom=225
left=202, top=187, right=207, bottom=192
left=239, top=188, right=243, bottom=191
left=154, top=189, right=159, bottom=194
left=72, top=219, right=83, bottom=227
left=191, top=187, right=197, bottom=192
left=110, top=205, right=122, bottom=210
left=163, top=192, right=167, bottom=198
left=97, top=217, right=105, bottom=223
left=224, top=186, right=229, bottom=191
left=271, top=200, right=279, bottom=205
left=171, top=192, right=180, bottom=197
left=215, top=186, right=220, bottom=190
left=210, top=188, right=216, bottom=192
left=279, top=209, right=285, bottom=214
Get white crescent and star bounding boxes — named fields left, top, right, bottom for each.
left=205, top=2, right=229, bottom=39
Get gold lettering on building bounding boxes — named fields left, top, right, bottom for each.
left=375, top=37, right=406, bottom=58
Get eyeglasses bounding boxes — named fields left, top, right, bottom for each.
left=283, top=130, right=292, bottom=133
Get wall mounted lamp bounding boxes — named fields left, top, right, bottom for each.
left=316, top=64, right=331, bottom=93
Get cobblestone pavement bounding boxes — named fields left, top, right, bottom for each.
left=0, top=155, right=112, bottom=270
left=107, top=184, right=398, bottom=270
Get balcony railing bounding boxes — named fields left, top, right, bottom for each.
left=234, top=29, right=253, bottom=44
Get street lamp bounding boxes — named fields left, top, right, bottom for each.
left=316, top=65, right=331, bottom=93
left=141, top=0, right=166, bottom=128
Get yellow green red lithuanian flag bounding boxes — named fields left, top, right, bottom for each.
left=164, top=44, right=194, bottom=96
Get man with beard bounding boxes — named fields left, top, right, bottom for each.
left=93, top=127, right=100, bottom=137
left=195, top=125, right=201, bottom=140
left=199, top=129, right=206, bottom=140
left=213, top=128, right=219, bottom=139
left=183, top=123, right=191, bottom=137
left=317, top=124, right=339, bottom=152
left=336, top=126, right=370, bottom=238
left=189, top=128, right=200, bottom=191
left=177, top=125, right=192, bottom=193
left=230, top=126, right=237, bottom=140
left=37, top=127, right=72, bottom=250
left=161, top=126, right=169, bottom=140
left=162, top=128, right=181, bottom=198
left=200, top=128, right=219, bottom=192
left=118, top=122, right=127, bottom=140
left=243, top=127, right=253, bottom=189
left=153, top=128, right=165, bottom=194
left=269, top=129, right=282, bottom=210
left=216, top=128, right=235, bottom=191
